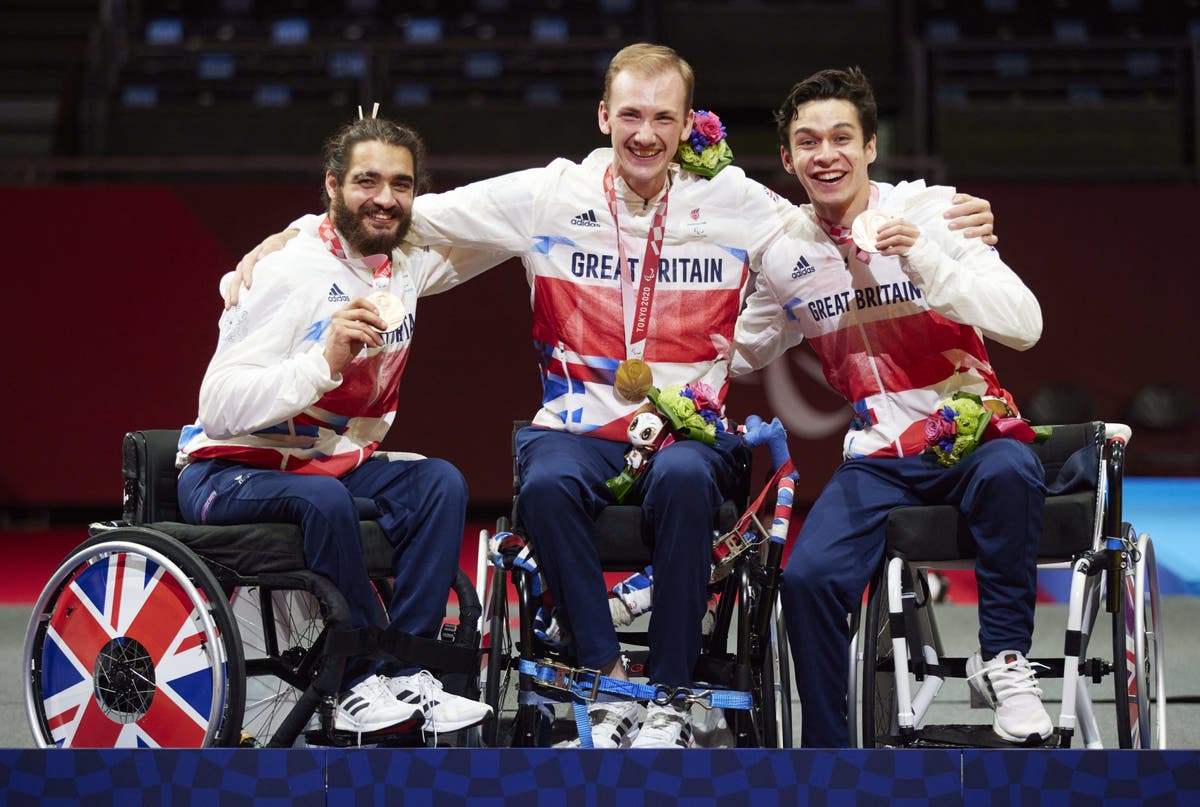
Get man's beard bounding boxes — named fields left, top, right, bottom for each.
left=330, top=190, right=411, bottom=256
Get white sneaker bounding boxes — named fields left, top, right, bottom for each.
left=335, top=674, right=421, bottom=733
left=554, top=700, right=640, bottom=749
left=966, top=650, right=1054, bottom=744
left=383, top=670, right=493, bottom=732
left=630, top=702, right=694, bottom=748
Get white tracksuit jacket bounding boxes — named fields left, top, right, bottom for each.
left=178, top=222, right=503, bottom=474
left=408, top=147, right=797, bottom=441
left=732, top=180, right=1042, bottom=459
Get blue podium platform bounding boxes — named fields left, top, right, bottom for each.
left=2, top=748, right=1198, bottom=805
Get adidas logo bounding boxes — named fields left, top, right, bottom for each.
left=570, top=209, right=600, bottom=227
left=791, top=255, right=815, bottom=279
left=328, top=283, right=350, bottom=303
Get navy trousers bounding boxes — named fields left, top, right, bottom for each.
left=780, top=439, right=1045, bottom=747
left=178, top=455, right=467, bottom=682
left=515, top=426, right=740, bottom=686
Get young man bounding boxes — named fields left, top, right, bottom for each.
left=229, top=44, right=1000, bottom=748
left=177, top=118, right=496, bottom=739
left=733, top=67, right=1051, bottom=747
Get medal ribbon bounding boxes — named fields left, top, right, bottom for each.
left=603, top=166, right=669, bottom=360
left=816, top=183, right=879, bottom=265
left=318, top=215, right=392, bottom=289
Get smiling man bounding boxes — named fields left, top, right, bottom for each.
left=177, top=118, right=496, bottom=740
left=406, top=43, right=796, bottom=748
left=734, top=67, right=1050, bottom=748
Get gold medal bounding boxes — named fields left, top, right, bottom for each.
left=367, top=290, right=408, bottom=332
left=614, top=358, right=653, bottom=404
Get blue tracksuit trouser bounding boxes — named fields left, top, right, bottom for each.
left=781, top=438, right=1045, bottom=747
left=178, top=455, right=467, bottom=684
left=515, top=426, right=741, bottom=686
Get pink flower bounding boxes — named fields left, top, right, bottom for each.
left=686, top=381, right=721, bottom=414
left=693, top=111, right=724, bottom=145
left=924, top=406, right=958, bottom=450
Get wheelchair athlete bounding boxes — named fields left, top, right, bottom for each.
left=177, top=116, right=498, bottom=739
left=734, top=67, right=1050, bottom=747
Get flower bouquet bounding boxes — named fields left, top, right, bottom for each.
left=924, top=392, right=1051, bottom=467
left=647, top=382, right=723, bottom=446
left=676, top=109, right=733, bottom=178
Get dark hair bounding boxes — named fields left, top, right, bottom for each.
left=774, top=66, right=877, bottom=149
left=322, top=117, right=429, bottom=193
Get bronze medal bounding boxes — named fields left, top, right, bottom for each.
left=367, top=290, right=408, bottom=332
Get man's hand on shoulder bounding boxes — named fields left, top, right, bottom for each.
left=944, top=193, right=998, bottom=247
left=225, top=228, right=301, bottom=309
left=323, top=298, right=387, bottom=376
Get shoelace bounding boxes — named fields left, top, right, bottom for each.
left=411, top=670, right=445, bottom=745
left=968, top=658, right=1048, bottom=699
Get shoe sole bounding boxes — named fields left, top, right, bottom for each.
left=992, top=720, right=1053, bottom=746
left=425, top=708, right=494, bottom=733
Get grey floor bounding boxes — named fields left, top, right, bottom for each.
left=5, top=598, right=1199, bottom=749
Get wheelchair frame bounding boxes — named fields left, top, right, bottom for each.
left=852, top=421, right=1167, bottom=749
left=477, top=422, right=794, bottom=748
left=23, top=429, right=482, bottom=749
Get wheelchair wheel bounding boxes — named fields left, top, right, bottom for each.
left=24, top=528, right=245, bottom=748
left=860, top=573, right=897, bottom=746
left=1126, top=531, right=1167, bottom=749
left=482, top=539, right=516, bottom=747
left=756, top=598, right=793, bottom=748
left=230, top=585, right=325, bottom=746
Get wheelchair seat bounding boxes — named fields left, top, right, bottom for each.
left=122, top=429, right=399, bottom=579
left=885, top=421, right=1102, bottom=563
left=23, top=429, right=482, bottom=750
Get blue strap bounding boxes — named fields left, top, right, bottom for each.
left=516, top=658, right=754, bottom=711
left=572, top=701, right=593, bottom=749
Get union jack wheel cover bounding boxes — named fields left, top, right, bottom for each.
left=24, top=540, right=229, bottom=748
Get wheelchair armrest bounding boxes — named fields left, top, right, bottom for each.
left=123, top=429, right=184, bottom=524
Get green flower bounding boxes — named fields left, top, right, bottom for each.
left=676, top=137, right=733, bottom=178
left=930, top=392, right=993, bottom=467
left=648, top=385, right=717, bottom=445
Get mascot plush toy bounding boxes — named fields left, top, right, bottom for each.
left=603, top=411, right=668, bottom=503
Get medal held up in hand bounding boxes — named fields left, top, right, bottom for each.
left=367, top=290, right=408, bottom=332
left=614, top=358, right=654, bottom=404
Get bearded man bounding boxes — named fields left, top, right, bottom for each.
left=176, top=117, right=500, bottom=738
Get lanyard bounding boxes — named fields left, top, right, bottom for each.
left=318, top=215, right=392, bottom=288
left=603, top=166, right=670, bottom=360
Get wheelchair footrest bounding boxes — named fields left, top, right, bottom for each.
left=304, top=717, right=426, bottom=748
left=882, top=723, right=1061, bottom=749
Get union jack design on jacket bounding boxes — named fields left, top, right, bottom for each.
left=409, top=148, right=796, bottom=441
left=178, top=218, right=504, bottom=474
left=733, top=181, right=1042, bottom=459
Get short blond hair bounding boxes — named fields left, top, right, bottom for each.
left=602, top=43, right=695, bottom=111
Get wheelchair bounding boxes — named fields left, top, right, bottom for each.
left=23, top=429, right=483, bottom=749
left=477, top=421, right=795, bottom=748
left=852, top=421, right=1167, bottom=749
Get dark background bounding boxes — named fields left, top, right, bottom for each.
left=2, top=0, right=1198, bottom=523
